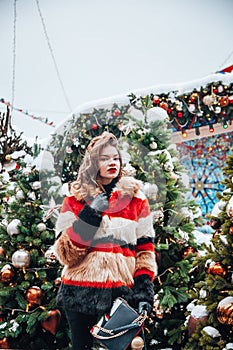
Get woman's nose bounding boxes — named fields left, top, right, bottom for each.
left=108, top=158, right=116, bottom=165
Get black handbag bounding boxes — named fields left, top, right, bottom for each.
left=90, top=297, right=146, bottom=350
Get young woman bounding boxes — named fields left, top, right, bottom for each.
left=55, top=132, right=158, bottom=350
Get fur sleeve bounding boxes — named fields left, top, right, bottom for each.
left=54, top=231, right=88, bottom=267
left=135, top=195, right=158, bottom=279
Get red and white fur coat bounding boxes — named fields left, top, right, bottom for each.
left=55, top=176, right=158, bottom=315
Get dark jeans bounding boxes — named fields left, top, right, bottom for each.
left=65, top=310, right=98, bottom=350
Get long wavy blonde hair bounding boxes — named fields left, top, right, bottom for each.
left=70, top=132, right=123, bottom=201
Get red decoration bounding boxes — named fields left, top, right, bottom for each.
left=152, top=96, right=160, bottom=104
left=177, top=111, right=183, bottom=118
left=159, top=102, right=168, bottom=111
left=113, top=109, right=120, bottom=117
left=92, top=124, right=98, bottom=130
left=229, top=95, right=233, bottom=104
left=41, top=309, right=61, bottom=335
left=229, top=227, right=233, bottom=235
left=219, top=96, right=229, bottom=107
left=15, top=163, right=20, bottom=170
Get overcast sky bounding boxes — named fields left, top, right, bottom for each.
left=0, top=0, right=233, bottom=140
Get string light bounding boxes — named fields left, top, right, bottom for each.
left=209, top=124, right=215, bottom=133
left=182, top=129, right=188, bottom=138
left=223, top=121, right=228, bottom=129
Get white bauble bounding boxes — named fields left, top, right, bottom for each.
left=203, top=95, right=216, bottom=106
left=44, top=246, right=57, bottom=263
left=22, top=167, right=31, bottom=176
left=202, top=326, right=221, bottom=338
left=15, top=190, right=25, bottom=200
left=31, top=181, right=41, bottom=190
left=7, top=219, right=21, bottom=236
left=143, top=183, right=158, bottom=200
left=147, top=107, right=168, bottom=123
left=37, top=223, right=47, bottom=232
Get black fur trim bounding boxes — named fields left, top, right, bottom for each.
left=56, top=284, right=133, bottom=315
left=137, top=237, right=154, bottom=245
left=132, top=274, right=154, bottom=308
left=72, top=205, right=102, bottom=241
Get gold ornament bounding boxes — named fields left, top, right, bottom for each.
left=217, top=296, right=233, bottom=325
left=0, top=264, right=14, bottom=283
left=26, top=286, right=43, bottom=306
left=41, top=309, right=61, bottom=335
left=131, top=336, right=144, bottom=349
left=188, top=305, right=208, bottom=336
left=0, top=337, right=10, bottom=349
left=0, top=246, right=5, bottom=257
left=206, top=261, right=227, bottom=278
left=182, top=246, right=199, bottom=258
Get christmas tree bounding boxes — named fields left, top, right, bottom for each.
left=0, top=108, right=70, bottom=349
left=47, top=96, right=203, bottom=349
left=183, top=153, right=233, bottom=350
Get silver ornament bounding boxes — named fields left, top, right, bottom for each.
left=12, top=249, right=30, bottom=268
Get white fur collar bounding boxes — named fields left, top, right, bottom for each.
left=114, top=176, right=142, bottom=197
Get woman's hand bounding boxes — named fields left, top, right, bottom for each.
left=90, top=193, right=108, bottom=213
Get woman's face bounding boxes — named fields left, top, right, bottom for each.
left=98, top=145, right=121, bottom=184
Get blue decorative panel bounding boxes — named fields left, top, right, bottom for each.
left=176, top=131, right=233, bottom=216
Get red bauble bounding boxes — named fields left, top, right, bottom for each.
left=177, top=111, right=183, bottom=118
left=229, top=227, right=233, bottom=235
left=92, top=124, right=98, bottom=130
left=219, top=96, right=229, bottom=107
left=152, top=96, right=160, bottom=104
left=113, top=109, right=120, bottom=117
left=159, top=102, right=168, bottom=111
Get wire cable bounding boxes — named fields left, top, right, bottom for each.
left=35, top=0, right=72, bottom=112
left=11, top=0, right=17, bottom=108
